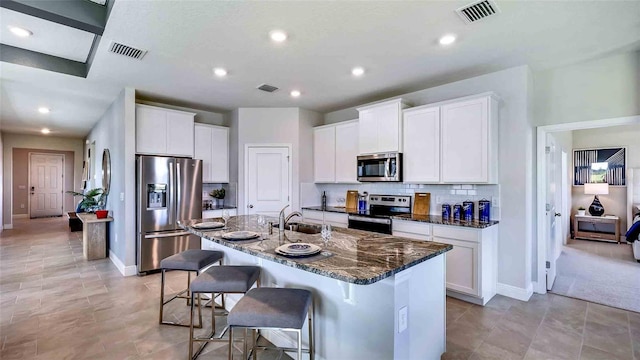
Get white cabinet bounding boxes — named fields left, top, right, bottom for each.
left=313, top=120, right=359, bottom=183
left=441, top=94, right=499, bottom=183
left=136, top=104, right=195, bottom=157
left=313, top=125, right=336, bottom=183
left=194, top=123, right=229, bottom=183
left=392, top=219, right=432, bottom=241
left=432, top=224, right=497, bottom=305
left=202, top=208, right=237, bottom=219
left=403, top=106, right=440, bottom=183
left=302, top=209, right=348, bottom=228
left=357, top=99, right=409, bottom=154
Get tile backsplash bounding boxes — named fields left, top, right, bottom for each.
left=301, top=182, right=501, bottom=220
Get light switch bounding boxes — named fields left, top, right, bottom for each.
left=120, top=192, right=125, bottom=201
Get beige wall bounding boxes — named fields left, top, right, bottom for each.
left=0, top=133, right=3, bottom=231
left=570, top=124, right=640, bottom=233
left=12, top=149, right=75, bottom=215
left=2, top=133, right=84, bottom=227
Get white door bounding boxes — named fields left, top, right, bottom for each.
left=545, top=134, right=562, bottom=290
left=30, top=153, right=64, bottom=218
left=246, top=147, right=290, bottom=217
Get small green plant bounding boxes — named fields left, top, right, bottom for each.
left=67, top=188, right=105, bottom=212
left=209, top=188, right=225, bottom=199
left=578, top=206, right=586, bottom=210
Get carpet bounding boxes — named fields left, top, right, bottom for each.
left=550, top=238, right=640, bottom=313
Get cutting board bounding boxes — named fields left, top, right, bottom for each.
left=413, top=192, right=431, bottom=216
left=346, top=190, right=359, bottom=210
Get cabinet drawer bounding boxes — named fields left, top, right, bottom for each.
left=432, top=225, right=479, bottom=242
left=303, top=210, right=347, bottom=226
left=392, top=220, right=431, bottom=237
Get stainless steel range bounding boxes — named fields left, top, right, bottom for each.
left=347, top=195, right=411, bottom=234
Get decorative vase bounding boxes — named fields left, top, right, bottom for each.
left=95, top=210, right=108, bottom=219
left=578, top=210, right=586, bottom=216
left=213, top=198, right=224, bottom=207
left=588, top=195, right=604, bottom=216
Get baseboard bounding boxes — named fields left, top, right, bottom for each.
left=497, top=282, right=533, bottom=302
left=12, top=214, right=28, bottom=219
left=109, top=250, right=137, bottom=276
left=3, top=224, right=13, bottom=230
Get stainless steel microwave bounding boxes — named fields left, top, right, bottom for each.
left=357, top=152, right=402, bottom=182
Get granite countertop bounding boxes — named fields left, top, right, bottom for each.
left=302, top=206, right=499, bottom=229
left=179, top=215, right=451, bottom=285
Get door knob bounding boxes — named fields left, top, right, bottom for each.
left=248, top=204, right=254, bottom=209
left=555, top=213, right=561, bottom=217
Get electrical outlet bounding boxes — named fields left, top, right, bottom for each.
left=491, top=196, right=499, bottom=207
left=120, top=192, right=125, bottom=201
left=20, top=204, right=25, bottom=209
left=398, top=306, right=408, bottom=333
left=436, top=196, right=443, bottom=204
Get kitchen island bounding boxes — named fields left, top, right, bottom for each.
left=180, top=215, right=451, bottom=360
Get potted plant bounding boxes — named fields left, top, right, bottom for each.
left=67, top=188, right=106, bottom=213
left=209, top=188, right=225, bottom=207
left=578, top=206, right=586, bottom=216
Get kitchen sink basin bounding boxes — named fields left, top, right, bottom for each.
left=272, top=222, right=322, bottom=234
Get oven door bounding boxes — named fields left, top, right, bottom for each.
left=357, top=153, right=401, bottom=182
left=348, top=215, right=392, bottom=234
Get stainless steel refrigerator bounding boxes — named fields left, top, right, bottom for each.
left=136, top=155, right=202, bottom=274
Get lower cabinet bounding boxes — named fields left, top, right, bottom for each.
left=432, top=224, right=498, bottom=305
left=392, top=219, right=431, bottom=241
left=202, top=208, right=237, bottom=219
left=302, top=210, right=348, bottom=228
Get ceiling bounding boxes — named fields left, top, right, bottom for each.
left=1, top=0, right=639, bottom=138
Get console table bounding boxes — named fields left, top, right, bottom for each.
left=76, top=213, right=113, bottom=260
left=574, top=215, right=620, bottom=243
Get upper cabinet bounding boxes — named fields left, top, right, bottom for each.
left=441, top=94, right=498, bottom=183
left=313, top=120, right=359, bottom=183
left=357, top=99, right=409, bottom=154
left=402, top=93, right=499, bottom=184
left=136, top=104, right=195, bottom=157
left=194, top=123, right=229, bottom=183
left=403, top=106, right=440, bottom=183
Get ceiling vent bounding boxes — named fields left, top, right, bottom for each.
left=257, top=84, right=279, bottom=93
left=456, top=0, right=500, bottom=24
left=108, top=41, right=147, bottom=60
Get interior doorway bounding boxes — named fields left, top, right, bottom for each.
left=244, top=145, right=291, bottom=217
left=29, top=153, right=64, bottom=218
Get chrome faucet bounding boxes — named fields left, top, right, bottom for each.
left=278, top=204, right=290, bottom=231
left=285, top=212, right=302, bottom=226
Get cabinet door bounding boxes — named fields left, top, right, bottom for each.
left=376, top=103, right=401, bottom=152
left=210, top=127, right=229, bottom=183
left=194, top=124, right=213, bottom=182
left=166, top=111, right=195, bottom=157
left=314, top=126, right=336, bottom=182
left=403, top=107, right=440, bottom=182
left=435, top=237, right=479, bottom=296
left=441, top=97, right=488, bottom=182
left=358, top=110, right=378, bottom=154
left=335, top=122, right=359, bottom=183
left=136, top=105, right=167, bottom=154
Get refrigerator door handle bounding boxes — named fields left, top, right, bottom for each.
left=144, top=231, right=191, bottom=239
left=169, top=161, right=176, bottom=226
left=176, top=161, right=182, bottom=220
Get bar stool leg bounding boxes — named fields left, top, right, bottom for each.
left=189, top=292, right=195, bottom=360
left=309, top=301, right=314, bottom=360
left=159, top=269, right=166, bottom=324
left=228, top=327, right=234, bottom=360
left=186, top=271, right=192, bottom=306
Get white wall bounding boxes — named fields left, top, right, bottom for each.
left=85, top=88, right=137, bottom=274
left=323, top=66, right=534, bottom=295
left=534, top=51, right=639, bottom=126
left=234, top=108, right=322, bottom=215
left=2, top=133, right=84, bottom=228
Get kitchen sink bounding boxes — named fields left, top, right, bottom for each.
left=272, top=222, right=322, bottom=234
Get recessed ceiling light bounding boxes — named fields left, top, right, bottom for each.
left=41, top=128, right=50, bottom=134
left=290, top=90, right=301, bottom=98
left=213, top=68, right=227, bottom=77
left=439, top=34, right=457, bottom=46
left=9, top=26, right=32, bottom=38
left=352, top=67, right=365, bottom=77
left=269, top=30, right=287, bottom=43
left=38, top=107, right=50, bottom=114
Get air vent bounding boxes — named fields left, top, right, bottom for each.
left=108, top=41, right=147, bottom=60
left=257, top=84, right=279, bottom=93
left=456, top=0, right=500, bottom=24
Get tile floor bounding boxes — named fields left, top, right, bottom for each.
left=1, top=217, right=638, bottom=360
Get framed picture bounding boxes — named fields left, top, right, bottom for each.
left=573, top=147, right=625, bottom=186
